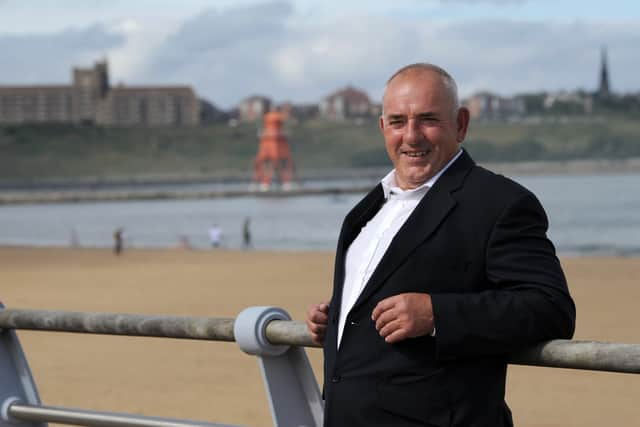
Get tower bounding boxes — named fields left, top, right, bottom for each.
left=252, top=111, right=294, bottom=189
left=598, top=47, right=610, bottom=98
left=72, top=60, right=110, bottom=124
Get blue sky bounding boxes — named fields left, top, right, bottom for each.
left=0, top=0, right=638, bottom=108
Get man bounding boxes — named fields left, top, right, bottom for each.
left=113, top=227, right=124, bottom=255
left=208, top=224, right=222, bottom=248
left=306, top=63, right=575, bottom=426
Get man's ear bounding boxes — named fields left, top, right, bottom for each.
left=456, top=107, right=470, bottom=142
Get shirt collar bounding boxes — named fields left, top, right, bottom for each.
left=381, top=148, right=463, bottom=200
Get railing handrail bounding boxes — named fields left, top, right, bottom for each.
left=7, top=403, right=240, bottom=427
left=1, top=308, right=639, bottom=374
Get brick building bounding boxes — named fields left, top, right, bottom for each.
left=464, top=91, right=525, bottom=120
left=0, top=60, right=199, bottom=126
left=319, top=86, right=374, bottom=120
left=238, top=95, right=272, bottom=121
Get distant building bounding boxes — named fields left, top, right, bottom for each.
left=275, top=102, right=318, bottom=122
left=544, top=90, right=593, bottom=114
left=597, top=46, right=611, bottom=98
left=96, top=86, right=199, bottom=126
left=0, top=85, right=75, bottom=124
left=0, top=60, right=200, bottom=126
left=199, top=99, right=229, bottom=124
left=238, top=95, right=272, bottom=121
left=464, top=92, right=525, bottom=120
left=319, top=86, right=373, bottom=120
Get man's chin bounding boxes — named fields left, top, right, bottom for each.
left=397, top=170, right=434, bottom=189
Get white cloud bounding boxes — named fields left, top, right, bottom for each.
left=103, top=18, right=176, bottom=83
left=144, top=9, right=640, bottom=106
left=0, top=25, right=125, bottom=83
left=439, top=0, right=525, bottom=3
left=0, top=1, right=638, bottom=109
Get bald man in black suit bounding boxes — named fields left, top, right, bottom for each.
left=307, top=63, right=575, bottom=427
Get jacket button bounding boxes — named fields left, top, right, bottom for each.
left=331, top=375, right=342, bottom=383
left=349, top=320, right=359, bottom=326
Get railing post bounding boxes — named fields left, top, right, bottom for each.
left=234, top=307, right=323, bottom=427
left=0, top=304, right=45, bottom=427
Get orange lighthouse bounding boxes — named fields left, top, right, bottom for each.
left=252, top=111, right=294, bottom=189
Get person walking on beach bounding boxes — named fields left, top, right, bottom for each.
left=306, top=63, right=575, bottom=427
left=113, top=227, right=124, bottom=255
left=208, top=224, right=222, bottom=248
left=242, top=217, right=252, bottom=249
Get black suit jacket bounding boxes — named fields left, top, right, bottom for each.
left=323, top=150, right=576, bottom=427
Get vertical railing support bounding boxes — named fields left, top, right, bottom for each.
left=0, top=304, right=45, bottom=427
left=234, top=307, right=323, bottom=427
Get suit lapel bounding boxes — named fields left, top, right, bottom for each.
left=332, top=184, right=385, bottom=310
left=350, top=151, right=475, bottom=313
left=340, top=184, right=386, bottom=257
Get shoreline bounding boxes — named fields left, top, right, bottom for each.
left=2, top=245, right=639, bottom=260
left=1, top=157, right=639, bottom=205
left=481, top=156, right=640, bottom=176
left=2, top=156, right=640, bottom=188
left=0, top=183, right=373, bottom=205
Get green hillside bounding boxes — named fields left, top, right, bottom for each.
left=1, top=115, right=639, bottom=180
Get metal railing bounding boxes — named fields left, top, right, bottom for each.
left=1, top=306, right=639, bottom=427
left=1, top=308, right=638, bottom=374
left=6, top=403, right=237, bottom=427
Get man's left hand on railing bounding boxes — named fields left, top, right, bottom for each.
left=306, top=302, right=329, bottom=345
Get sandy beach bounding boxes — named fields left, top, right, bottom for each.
left=2, top=247, right=639, bottom=427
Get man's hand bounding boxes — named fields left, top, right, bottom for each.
left=306, top=302, right=330, bottom=345
left=372, top=293, right=434, bottom=343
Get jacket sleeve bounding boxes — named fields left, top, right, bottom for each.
left=430, top=191, right=576, bottom=360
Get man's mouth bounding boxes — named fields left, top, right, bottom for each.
left=402, top=150, right=429, bottom=158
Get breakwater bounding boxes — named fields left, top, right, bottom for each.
left=0, top=184, right=373, bottom=205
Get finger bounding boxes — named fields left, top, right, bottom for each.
left=306, top=312, right=328, bottom=330
left=306, top=303, right=319, bottom=317
left=308, top=321, right=327, bottom=335
left=374, top=306, right=397, bottom=331
left=310, top=333, right=325, bottom=345
left=372, top=296, right=398, bottom=320
left=310, top=310, right=329, bottom=325
left=384, top=327, right=409, bottom=344
left=307, top=304, right=329, bottom=323
left=378, top=317, right=403, bottom=338
left=317, top=302, right=329, bottom=313
left=309, top=324, right=327, bottom=344
left=310, top=330, right=324, bottom=345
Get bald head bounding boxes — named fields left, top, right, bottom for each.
left=383, top=63, right=460, bottom=116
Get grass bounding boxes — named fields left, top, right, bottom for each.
left=1, top=115, right=639, bottom=180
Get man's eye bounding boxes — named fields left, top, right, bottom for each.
left=389, top=120, right=404, bottom=126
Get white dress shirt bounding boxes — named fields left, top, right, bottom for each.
left=337, top=149, right=463, bottom=348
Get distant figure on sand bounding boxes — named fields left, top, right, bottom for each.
left=113, top=228, right=124, bottom=255
left=177, top=235, right=192, bottom=250
left=69, top=228, right=80, bottom=248
left=208, top=224, right=222, bottom=248
left=242, top=217, right=252, bottom=249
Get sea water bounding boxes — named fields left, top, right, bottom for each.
left=0, top=173, right=639, bottom=256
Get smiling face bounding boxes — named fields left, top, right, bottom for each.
left=379, top=68, right=469, bottom=190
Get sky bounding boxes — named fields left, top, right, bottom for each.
left=0, top=0, right=638, bottom=109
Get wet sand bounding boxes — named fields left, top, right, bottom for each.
left=2, top=247, right=639, bottom=427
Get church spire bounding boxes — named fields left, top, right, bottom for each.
left=598, top=46, right=610, bottom=97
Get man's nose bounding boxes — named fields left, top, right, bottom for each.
left=404, top=118, right=422, bottom=144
